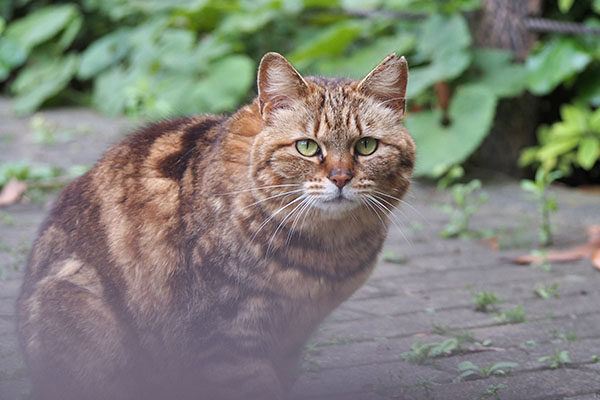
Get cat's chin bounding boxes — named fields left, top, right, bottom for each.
left=312, top=197, right=360, bottom=219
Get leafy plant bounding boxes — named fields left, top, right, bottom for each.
left=455, top=361, right=518, bottom=381
left=476, top=383, right=507, bottom=400
left=471, top=291, right=500, bottom=313
left=439, top=179, right=488, bottom=238
left=534, top=283, right=559, bottom=299
left=382, top=250, right=407, bottom=264
left=432, top=324, right=475, bottom=347
left=538, top=349, right=571, bottom=369
left=520, top=169, right=562, bottom=246
left=520, top=103, right=600, bottom=175
left=550, top=329, right=577, bottom=343
left=401, top=339, right=458, bottom=364
left=494, top=305, right=526, bottom=324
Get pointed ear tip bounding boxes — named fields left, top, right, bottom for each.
left=260, top=52, right=286, bottom=64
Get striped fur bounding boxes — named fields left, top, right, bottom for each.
left=17, top=53, right=415, bottom=400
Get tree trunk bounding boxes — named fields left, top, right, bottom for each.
left=468, top=0, right=543, bottom=177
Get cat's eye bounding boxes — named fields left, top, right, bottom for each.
left=296, top=139, right=320, bottom=157
left=355, top=138, right=378, bottom=156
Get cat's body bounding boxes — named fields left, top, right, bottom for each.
left=17, top=53, right=415, bottom=400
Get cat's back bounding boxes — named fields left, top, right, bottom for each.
left=19, top=115, right=225, bottom=297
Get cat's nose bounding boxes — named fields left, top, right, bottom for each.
left=328, top=169, right=353, bottom=188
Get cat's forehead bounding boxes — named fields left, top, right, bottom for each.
left=303, top=76, right=387, bottom=141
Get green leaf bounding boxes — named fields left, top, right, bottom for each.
left=288, top=20, right=365, bottom=67
left=594, top=0, right=600, bottom=14
left=0, top=37, right=26, bottom=80
left=407, top=51, right=471, bottom=98
left=406, top=85, right=497, bottom=177
left=560, top=104, right=589, bottom=133
left=520, top=180, right=539, bottom=194
left=91, top=66, right=137, bottom=116
left=489, top=362, right=518, bottom=372
left=558, top=0, right=575, bottom=13
left=468, top=49, right=526, bottom=98
left=526, top=39, right=591, bottom=95
left=56, top=13, right=83, bottom=51
left=536, top=137, right=580, bottom=163
left=11, top=54, right=79, bottom=115
left=577, top=137, right=600, bottom=170
left=78, top=29, right=130, bottom=79
left=458, top=361, right=478, bottom=371
left=407, top=13, right=471, bottom=97
left=314, top=34, right=415, bottom=79
left=187, top=55, right=255, bottom=113
left=4, top=4, right=80, bottom=52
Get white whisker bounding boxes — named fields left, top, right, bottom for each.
left=368, top=194, right=411, bottom=245
left=266, top=197, right=310, bottom=255
left=373, top=189, right=430, bottom=226
left=250, top=195, right=306, bottom=245
left=243, top=189, right=304, bottom=209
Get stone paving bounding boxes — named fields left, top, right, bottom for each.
left=1, top=99, right=600, bottom=399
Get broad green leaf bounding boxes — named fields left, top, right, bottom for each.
left=5, top=4, right=80, bottom=51
left=558, top=0, right=574, bottom=13
left=92, top=67, right=137, bottom=116
left=577, top=137, right=600, bottom=169
left=0, top=37, right=26, bottom=80
left=406, top=85, right=497, bottom=177
left=418, top=13, right=470, bottom=58
left=468, top=49, right=526, bottom=98
left=56, top=13, right=83, bottom=51
left=11, top=54, right=79, bottom=115
left=594, top=0, right=600, bottom=13
left=548, top=122, right=580, bottom=139
left=536, top=137, right=580, bottom=162
left=289, top=20, right=365, bottom=67
left=407, top=13, right=472, bottom=97
left=193, top=55, right=255, bottom=112
left=520, top=180, right=539, bottom=194
left=407, top=51, right=471, bottom=98
left=526, top=39, right=591, bottom=95
left=458, top=361, right=478, bottom=371
left=314, top=34, right=415, bottom=78
left=560, top=104, right=589, bottom=132
left=78, top=29, right=130, bottom=79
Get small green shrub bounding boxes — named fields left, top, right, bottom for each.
left=456, top=361, right=518, bottom=381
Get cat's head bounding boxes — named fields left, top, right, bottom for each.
left=250, top=52, right=415, bottom=220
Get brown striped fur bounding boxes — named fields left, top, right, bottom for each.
left=17, top=53, right=415, bottom=400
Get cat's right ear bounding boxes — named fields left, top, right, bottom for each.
left=257, top=52, right=309, bottom=119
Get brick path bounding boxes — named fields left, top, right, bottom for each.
left=1, top=100, right=600, bottom=399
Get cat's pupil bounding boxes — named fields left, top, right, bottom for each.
left=296, top=139, right=319, bottom=157
left=356, top=137, right=377, bottom=156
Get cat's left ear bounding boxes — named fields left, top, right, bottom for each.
left=257, top=52, right=309, bottom=119
left=357, top=54, right=408, bottom=117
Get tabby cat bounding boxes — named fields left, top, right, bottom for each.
left=17, top=52, right=415, bottom=400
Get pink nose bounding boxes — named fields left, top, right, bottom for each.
left=328, top=169, right=353, bottom=188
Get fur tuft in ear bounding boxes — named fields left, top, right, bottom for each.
left=257, top=52, right=309, bottom=119
left=357, top=54, right=408, bottom=116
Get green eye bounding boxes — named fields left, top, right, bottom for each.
left=355, top=138, right=378, bottom=156
left=296, top=139, right=320, bottom=157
